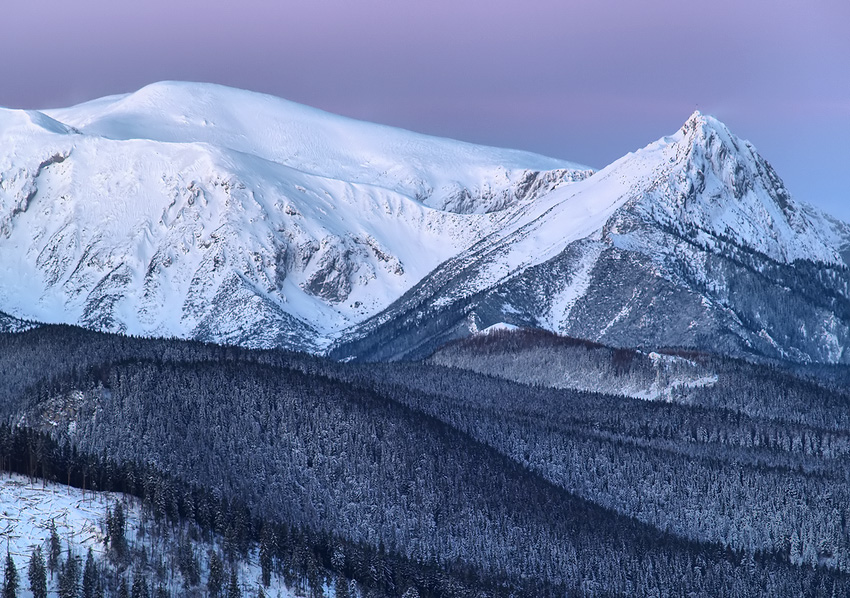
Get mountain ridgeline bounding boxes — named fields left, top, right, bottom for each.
left=0, top=82, right=849, bottom=365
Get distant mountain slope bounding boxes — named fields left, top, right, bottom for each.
left=2, top=83, right=850, bottom=364
left=0, top=82, right=588, bottom=352
left=428, top=327, right=719, bottom=401
left=333, top=113, right=850, bottom=364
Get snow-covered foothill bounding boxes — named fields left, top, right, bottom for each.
left=0, top=473, right=296, bottom=598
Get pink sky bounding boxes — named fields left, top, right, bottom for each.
left=2, top=0, right=848, bottom=218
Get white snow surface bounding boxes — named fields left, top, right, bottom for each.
left=0, top=84, right=847, bottom=351
left=477, top=322, right=520, bottom=334
left=45, top=82, right=589, bottom=211
left=0, top=473, right=296, bottom=598
left=619, top=111, right=846, bottom=265
left=545, top=243, right=604, bottom=332
left=0, top=82, right=593, bottom=347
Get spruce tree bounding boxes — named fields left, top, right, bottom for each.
left=177, top=535, right=200, bottom=588
left=131, top=570, right=149, bottom=598
left=3, top=551, right=18, bottom=598
left=47, top=521, right=61, bottom=578
left=58, top=550, right=80, bottom=598
left=104, top=506, right=112, bottom=547
left=227, top=568, right=240, bottom=598
left=259, top=528, right=273, bottom=588
left=207, top=552, right=224, bottom=598
left=334, top=576, right=349, bottom=598
left=27, top=547, right=46, bottom=598
left=82, top=548, right=98, bottom=598
left=109, top=502, right=127, bottom=560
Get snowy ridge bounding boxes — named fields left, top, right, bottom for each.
left=0, top=83, right=591, bottom=350
left=45, top=82, right=590, bottom=214
left=619, top=111, right=844, bottom=265
left=1, top=84, right=850, bottom=362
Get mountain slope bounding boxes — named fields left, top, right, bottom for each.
left=0, top=82, right=589, bottom=351
left=2, top=84, right=849, bottom=364
left=332, top=113, right=850, bottom=363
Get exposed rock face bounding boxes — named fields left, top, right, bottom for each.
left=435, top=168, right=592, bottom=213
left=304, top=240, right=356, bottom=304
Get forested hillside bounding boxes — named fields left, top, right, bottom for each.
left=0, top=472, right=303, bottom=598
left=2, top=325, right=850, bottom=596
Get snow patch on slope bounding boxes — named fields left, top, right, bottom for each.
left=545, top=243, right=604, bottom=331
left=0, top=474, right=296, bottom=598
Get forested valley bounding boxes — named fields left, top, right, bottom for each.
left=2, top=325, right=850, bottom=596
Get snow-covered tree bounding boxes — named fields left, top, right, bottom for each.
left=3, top=551, right=18, bottom=598
left=27, top=548, right=46, bottom=598
left=208, top=552, right=224, bottom=598
left=82, top=549, right=98, bottom=598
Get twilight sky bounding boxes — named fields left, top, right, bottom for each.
left=2, top=0, right=848, bottom=219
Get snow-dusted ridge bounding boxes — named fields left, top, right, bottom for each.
left=0, top=82, right=591, bottom=350
left=44, top=81, right=590, bottom=212
left=622, top=111, right=846, bottom=265
left=1, top=84, right=849, bottom=362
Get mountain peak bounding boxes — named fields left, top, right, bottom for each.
left=679, top=110, right=735, bottom=147
left=612, top=109, right=845, bottom=267
left=683, top=109, right=706, bottom=126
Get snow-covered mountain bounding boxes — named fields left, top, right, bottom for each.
left=330, top=112, right=850, bottom=363
left=0, top=82, right=589, bottom=351
left=2, top=82, right=849, bottom=363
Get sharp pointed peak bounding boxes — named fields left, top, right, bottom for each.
left=670, top=110, right=754, bottom=165
left=681, top=110, right=731, bottom=137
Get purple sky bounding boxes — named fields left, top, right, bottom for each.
left=3, top=0, right=848, bottom=219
